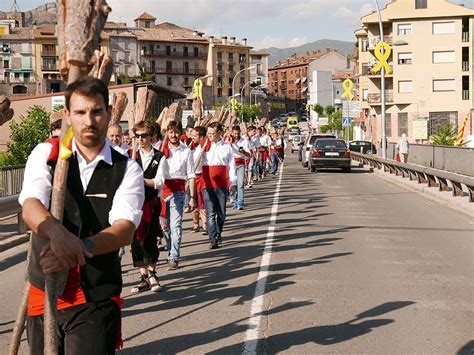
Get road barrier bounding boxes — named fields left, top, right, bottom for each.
left=352, top=152, right=474, bottom=203
left=0, top=165, right=25, bottom=198
left=0, top=194, right=26, bottom=235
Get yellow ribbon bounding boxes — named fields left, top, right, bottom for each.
left=373, top=41, right=391, bottom=75
left=193, top=79, right=203, bottom=102
left=341, top=79, right=354, bottom=100
left=59, top=126, right=74, bottom=160
left=305, top=104, right=310, bottom=112
left=230, top=98, right=238, bottom=111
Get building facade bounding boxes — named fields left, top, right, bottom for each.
left=249, top=50, right=270, bottom=86
left=356, top=0, right=474, bottom=144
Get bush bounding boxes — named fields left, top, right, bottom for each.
left=430, top=124, right=457, bottom=146
left=5, top=106, right=50, bottom=165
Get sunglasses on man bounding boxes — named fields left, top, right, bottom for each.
left=134, top=133, right=150, bottom=139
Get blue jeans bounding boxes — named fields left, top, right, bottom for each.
left=271, top=152, right=279, bottom=174
left=203, top=188, right=228, bottom=244
left=164, top=191, right=184, bottom=261
left=230, top=165, right=245, bottom=206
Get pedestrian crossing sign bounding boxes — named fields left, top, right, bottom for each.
left=342, top=117, right=351, bottom=126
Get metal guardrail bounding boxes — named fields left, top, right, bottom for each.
left=352, top=152, right=474, bottom=203
left=0, top=165, right=25, bottom=198
left=0, top=194, right=26, bottom=235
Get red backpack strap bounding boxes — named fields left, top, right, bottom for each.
left=45, top=137, right=60, bottom=167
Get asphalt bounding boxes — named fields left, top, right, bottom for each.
left=0, top=151, right=473, bottom=354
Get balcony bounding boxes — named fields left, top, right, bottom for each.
left=362, top=63, right=393, bottom=76
left=367, top=89, right=394, bottom=104
left=145, top=67, right=207, bottom=76
left=462, top=61, right=469, bottom=72
left=462, top=31, right=469, bottom=42
left=462, top=90, right=469, bottom=100
left=42, top=66, right=58, bottom=72
left=41, top=51, right=57, bottom=57
left=142, top=50, right=208, bottom=59
left=368, top=36, right=393, bottom=50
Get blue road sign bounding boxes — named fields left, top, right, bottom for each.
left=342, top=117, right=351, bottom=126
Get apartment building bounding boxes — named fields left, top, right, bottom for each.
left=206, top=36, right=252, bottom=103
left=132, top=14, right=209, bottom=95
left=356, top=0, right=474, bottom=144
left=250, top=50, right=270, bottom=85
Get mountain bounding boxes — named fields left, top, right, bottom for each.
left=262, top=39, right=355, bottom=67
left=0, top=2, right=57, bottom=26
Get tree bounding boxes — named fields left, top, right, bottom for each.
left=430, top=124, right=457, bottom=146
left=4, top=106, right=50, bottom=165
left=313, top=104, right=324, bottom=117
left=325, top=105, right=335, bottom=117
left=236, top=104, right=261, bottom=123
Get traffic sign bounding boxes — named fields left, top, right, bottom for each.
left=342, top=117, right=351, bottom=126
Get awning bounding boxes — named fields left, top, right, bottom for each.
left=302, top=87, right=308, bottom=93
left=11, top=69, right=33, bottom=73
left=302, top=77, right=307, bottom=83
left=295, top=78, right=301, bottom=84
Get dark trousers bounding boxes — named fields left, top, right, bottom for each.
left=203, top=188, right=227, bottom=243
left=27, top=299, right=119, bottom=355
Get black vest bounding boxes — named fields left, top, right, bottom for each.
left=133, top=148, right=164, bottom=201
left=28, top=147, right=128, bottom=301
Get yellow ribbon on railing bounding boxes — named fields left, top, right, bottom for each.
left=373, top=41, right=391, bottom=75
left=305, top=104, right=310, bottom=112
left=230, top=98, right=238, bottom=111
left=341, top=79, right=354, bottom=100
left=192, top=79, right=203, bottom=102
left=59, top=126, right=74, bottom=160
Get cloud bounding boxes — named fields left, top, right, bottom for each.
left=289, top=37, right=308, bottom=48
left=252, top=36, right=289, bottom=50
left=335, top=3, right=376, bottom=26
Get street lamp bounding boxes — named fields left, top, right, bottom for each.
left=251, top=83, right=268, bottom=105
left=230, top=66, right=255, bottom=111
left=374, top=0, right=387, bottom=158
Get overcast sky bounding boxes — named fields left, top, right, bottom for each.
left=2, top=0, right=473, bottom=49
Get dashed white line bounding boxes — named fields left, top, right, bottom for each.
left=243, top=164, right=284, bottom=354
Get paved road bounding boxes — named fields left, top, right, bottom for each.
left=0, top=152, right=473, bottom=354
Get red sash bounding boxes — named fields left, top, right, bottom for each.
left=235, top=157, right=245, bottom=166
left=202, top=165, right=228, bottom=189
left=162, top=179, right=186, bottom=200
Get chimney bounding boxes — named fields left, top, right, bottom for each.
left=230, top=36, right=236, bottom=45
left=209, top=35, right=214, bottom=44
left=326, top=47, right=331, bottom=52
left=221, top=36, right=227, bottom=45
left=242, top=38, right=247, bottom=46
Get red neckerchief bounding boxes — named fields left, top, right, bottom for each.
left=180, top=134, right=187, bottom=142
left=162, top=140, right=170, bottom=159
left=200, top=138, right=212, bottom=152
left=189, top=141, right=197, bottom=151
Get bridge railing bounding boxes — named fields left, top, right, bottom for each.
left=0, top=165, right=25, bottom=198
left=0, top=194, right=27, bottom=235
left=352, top=152, right=474, bottom=203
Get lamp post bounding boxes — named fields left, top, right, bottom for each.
left=230, top=66, right=255, bottom=112
left=251, top=83, right=268, bottom=105
left=374, top=0, right=387, bottom=158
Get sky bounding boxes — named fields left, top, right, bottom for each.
left=2, top=0, right=473, bottom=49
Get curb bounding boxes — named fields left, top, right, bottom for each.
left=0, top=232, right=30, bottom=253
left=368, top=165, right=474, bottom=217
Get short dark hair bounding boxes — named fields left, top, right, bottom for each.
left=150, top=122, right=161, bottom=139
left=231, top=125, right=241, bottom=132
left=247, top=125, right=256, bottom=131
left=64, top=77, right=109, bottom=111
left=194, top=126, right=206, bottom=138
left=208, top=122, right=223, bottom=133
left=50, top=119, right=62, bottom=133
left=167, top=120, right=183, bottom=134
left=133, top=121, right=154, bottom=135
left=123, top=129, right=130, bottom=136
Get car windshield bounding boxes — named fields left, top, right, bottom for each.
left=350, top=141, right=370, bottom=146
left=315, top=139, right=347, bottom=149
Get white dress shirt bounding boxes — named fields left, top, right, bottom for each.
left=153, top=142, right=195, bottom=190
left=19, top=139, right=145, bottom=229
left=260, top=134, right=272, bottom=148
left=193, top=145, right=203, bottom=174
left=201, top=139, right=237, bottom=186
left=250, top=136, right=260, bottom=150
left=231, top=136, right=250, bottom=159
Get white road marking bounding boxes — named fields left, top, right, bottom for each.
left=243, top=164, right=284, bottom=354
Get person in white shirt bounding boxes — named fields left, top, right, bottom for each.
left=190, top=126, right=208, bottom=234
left=199, top=122, right=237, bottom=249
left=229, top=125, right=250, bottom=210
left=270, top=132, right=284, bottom=174
left=154, top=121, right=196, bottom=270
left=107, top=123, right=129, bottom=156
left=259, top=127, right=272, bottom=175
left=18, top=77, right=144, bottom=353
left=246, top=125, right=258, bottom=187
left=129, top=121, right=166, bottom=293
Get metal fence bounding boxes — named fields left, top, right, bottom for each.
left=384, top=143, right=474, bottom=177
left=0, top=165, right=25, bottom=197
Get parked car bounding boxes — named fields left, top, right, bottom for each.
left=349, top=140, right=377, bottom=154
left=300, top=113, right=308, bottom=122
left=291, top=135, right=303, bottom=152
left=308, top=138, right=352, bottom=173
left=302, top=133, right=336, bottom=167
left=271, top=118, right=280, bottom=128
left=288, top=129, right=300, bottom=142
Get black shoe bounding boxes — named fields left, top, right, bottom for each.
left=167, top=259, right=179, bottom=270
left=217, top=234, right=222, bottom=243
left=209, top=242, right=219, bottom=249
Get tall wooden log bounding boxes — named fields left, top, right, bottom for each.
left=0, top=96, right=14, bottom=127
left=110, top=92, right=128, bottom=125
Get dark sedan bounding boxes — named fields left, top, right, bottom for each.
left=309, top=139, right=351, bottom=173
left=349, top=140, right=377, bottom=154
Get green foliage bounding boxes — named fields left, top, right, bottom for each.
left=430, top=124, right=457, bottom=146
left=52, top=104, right=64, bottom=112
left=235, top=104, right=261, bottom=123
left=140, top=72, right=154, bottom=82
left=325, top=105, right=335, bottom=117
left=5, top=106, right=50, bottom=165
left=313, top=104, right=324, bottom=116
left=0, top=152, right=13, bottom=166
left=119, top=74, right=131, bottom=84
left=319, top=125, right=331, bottom=133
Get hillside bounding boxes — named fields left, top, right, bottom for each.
left=262, top=39, right=355, bottom=66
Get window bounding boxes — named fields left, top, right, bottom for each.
left=194, top=47, right=199, bottom=57
left=433, top=22, right=455, bottom=35
left=23, top=72, right=30, bottom=82
left=415, top=0, right=427, bottom=9
left=385, top=114, right=392, bottom=137
left=22, top=57, right=31, bottom=69
left=217, top=88, right=222, bottom=97
left=229, top=64, right=234, bottom=72
left=167, top=77, right=172, bottom=86
left=433, top=79, right=456, bottom=92
left=217, top=51, right=222, bottom=61
left=228, top=52, right=234, bottom=62
left=184, top=77, right=189, bottom=86
left=429, top=111, right=457, bottom=135
left=256, top=63, right=262, bottom=75
left=363, top=89, right=368, bottom=101
left=398, top=81, right=413, bottom=93
left=362, top=39, right=368, bottom=52
left=432, top=51, right=455, bottom=63
left=166, top=46, right=171, bottom=55
left=166, top=61, right=172, bottom=73
left=398, top=52, right=412, bottom=65
left=183, top=46, right=188, bottom=56
left=3, top=60, right=9, bottom=69
left=398, top=23, right=412, bottom=35
left=13, top=85, right=27, bottom=94
left=398, top=113, right=408, bottom=137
